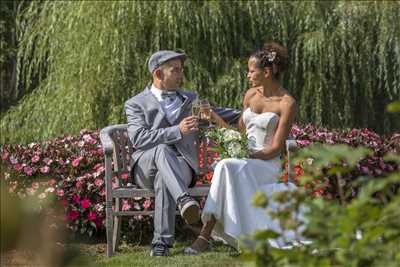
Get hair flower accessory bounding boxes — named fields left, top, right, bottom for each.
left=266, top=51, right=277, bottom=63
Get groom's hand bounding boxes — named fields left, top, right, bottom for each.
left=179, top=116, right=198, bottom=135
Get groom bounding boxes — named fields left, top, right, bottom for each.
left=125, top=50, right=200, bottom=256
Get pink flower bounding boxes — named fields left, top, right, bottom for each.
left=121, top=173, right=129, bottom=181
left=48, top=179, right=57, bottom=186
left=87, top=211, right=97, bottom=221
left=14, top=163, right=23, bottom=171
left=56, top=189, right=65, bottom=197
left=122, top=200, right=131, bottom=211
left=75, top=181, right=82, bottom=189
left=93, top=163, right=103, bottom=170
left=1, top=151, right=10, bottom=161
left=94, top=178, right=103, bottom=187
left=67, top=209, right=80, bottom=221
left=43, top=157, right=51, bottom=165
left=143, top=199, right=152, bottom=209
left=40, top=166, right=50, bottom=174
left=297, top=140, right=311, bottom=146
left=72, top=194, right=80, bottom=203
left=32, top=181, right=40, bottom=190
left=80, top=128, right=89, bottom=135
left=72, top=156, right=84, bottom=167
left=31, top=155, right=40, bottom=163
left=80, top=198, right=91, bottom=209
left=83, top=134, right=97, bottom=145
left=24, top=166, right=33, bottom=176
left=99, top=188, right=106, bottom=196
left=95, top=166, right=105, bottom=174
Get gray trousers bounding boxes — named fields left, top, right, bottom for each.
left=132, top=144, right=193, bottom=247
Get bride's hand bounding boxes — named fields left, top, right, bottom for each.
left=249, top=150, right=262, bottom=159
left=210, top=110, right=229, bottom=128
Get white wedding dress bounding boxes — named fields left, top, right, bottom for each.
left=202, top=107, right=305, bottom=250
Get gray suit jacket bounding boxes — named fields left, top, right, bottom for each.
left=125, top=85, right=199, bottom=175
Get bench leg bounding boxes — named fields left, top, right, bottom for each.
left=106, top=200, right=114, bottom=257
left=113, top=198, right=122, bottom=252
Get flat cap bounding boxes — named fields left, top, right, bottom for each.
left=148, top=50, right=186, bottom=74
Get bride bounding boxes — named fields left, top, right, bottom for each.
left=184, top=42, right=299, bottom=254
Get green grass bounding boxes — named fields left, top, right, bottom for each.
left=68, top=242, right=253, bottom=267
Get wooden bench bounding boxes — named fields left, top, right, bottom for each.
left=100, top=124, right=298, bottom=256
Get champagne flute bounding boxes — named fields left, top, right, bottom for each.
left=199, top=99, right=212, bottom=127
left=192, top=97, right=201, bottom=118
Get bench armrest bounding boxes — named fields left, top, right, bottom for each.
left=100, top=128, right=115, bottom=156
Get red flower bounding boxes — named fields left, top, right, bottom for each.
left=14, top=163, right=23, bottom=171
left=80, top=198, right=91, bottom=209
left=72, top=194, right=80, bottom=203
left=67, top=209, right=80, bottom=221
left=87, top=211, right=97, bottom=221
left=121, top=173, right=129, bottom=180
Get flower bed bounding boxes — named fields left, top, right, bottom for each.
left=1, top=125, right=398, bottom=237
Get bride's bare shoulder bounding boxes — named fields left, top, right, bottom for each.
left=280, top=93, right=296, bottom=113
left=242, top=87, right=259, bottom=107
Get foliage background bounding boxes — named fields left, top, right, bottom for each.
left=1, top=1, right=399, bottom=144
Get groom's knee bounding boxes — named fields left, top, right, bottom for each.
left=155, top=144, right=178, bottom=161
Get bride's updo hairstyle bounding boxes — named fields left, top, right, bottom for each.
left=250, top=41, right=289, bottom=79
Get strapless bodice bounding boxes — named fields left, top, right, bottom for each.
left=243, top=108, right=280, bottom=153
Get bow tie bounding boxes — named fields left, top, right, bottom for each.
left=161, top=91, right=177, bottom=97
left=161, top=91, right=178, bottom=103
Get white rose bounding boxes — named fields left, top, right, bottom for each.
left=224, top=129, right=242, bottom=142
left=226, top=142, right=242, bottom=158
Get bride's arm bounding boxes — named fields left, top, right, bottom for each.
left=210, top=111, right=229, bottom=128
left=250, top=96, right=296, bottom=160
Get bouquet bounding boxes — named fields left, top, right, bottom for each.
left=206, top=127, right=249, bottom=160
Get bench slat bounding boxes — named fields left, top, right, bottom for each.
left=112, top=185, right=210, bottom=198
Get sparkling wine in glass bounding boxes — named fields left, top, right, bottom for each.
left=192, top=98, right=201, bottom=117
left=199, top=99, right=211, bottom=127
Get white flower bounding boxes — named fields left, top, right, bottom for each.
left=38, top=192, right=47, bottom=199
left=95, top=203, right=104, bottom=212
left=45, top=187, right=55, bottom=193
left=28, top=142, right=36, bottom=148
left=223, top=129, right=242, bottom=142
left=226, top=142, right=242, bottom=158
left=4, top=172, right=10, bottom=180
left=267, top=51, right=277, bottom=62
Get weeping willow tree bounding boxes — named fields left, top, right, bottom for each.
left=0, top=1, right=399, bottom=143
